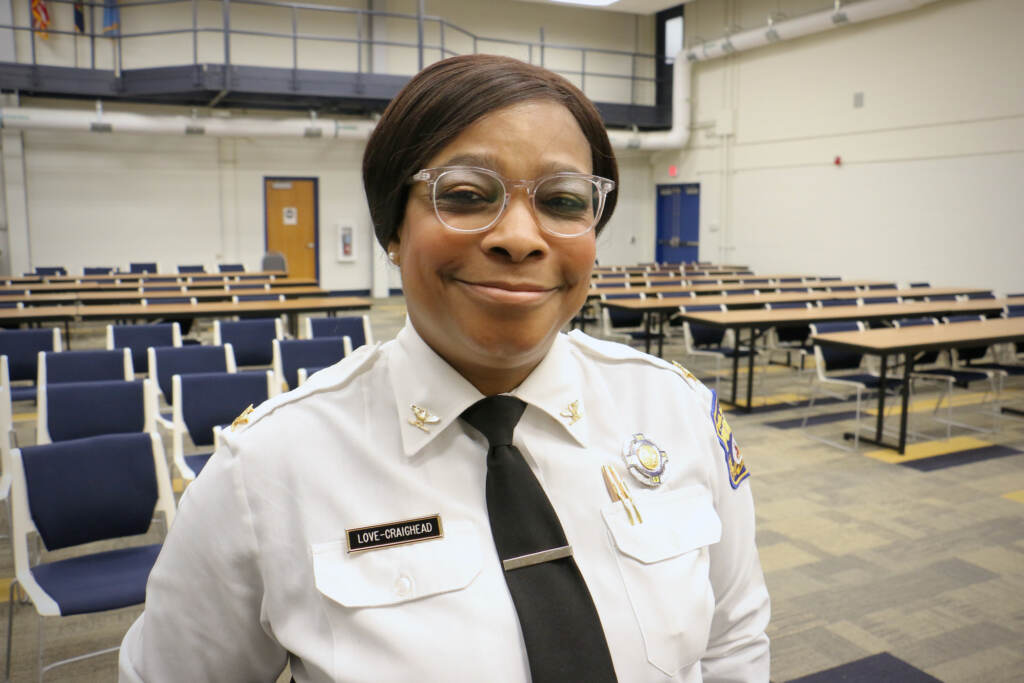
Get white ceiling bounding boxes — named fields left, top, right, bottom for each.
left=516, top=0, right=693, bottom=16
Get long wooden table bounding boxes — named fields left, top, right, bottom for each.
left=670, top=300, right=1014, bottom=413
left=811, top=318, right=1024, bottom=453
left=0, top=296, right=372, bottom=343
left=0, top=286, right=328, bottom=305
left=0, top=277, right=317, bottom=294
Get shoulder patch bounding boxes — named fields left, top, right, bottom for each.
left=710, top=389, right=750, bottom=489
left=233, top=341, right=382, bottom=433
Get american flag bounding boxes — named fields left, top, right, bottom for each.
left=31, top=0, right=50, bottom=39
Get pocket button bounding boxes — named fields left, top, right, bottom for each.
left=394, top=574, right=413, bottom=598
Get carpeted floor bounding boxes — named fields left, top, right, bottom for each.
left=3, top=297, right=1022, bottom=681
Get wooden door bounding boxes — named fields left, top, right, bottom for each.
left=265, top=178, right=318, bottom=280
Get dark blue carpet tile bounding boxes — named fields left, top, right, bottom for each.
left=766, top=411, right=859, bottom=429
left=901, top=444, right=1023, bottom=472
left=742, top=396, right=850, bottom=415
left=787, top=652, right=942, bottom=683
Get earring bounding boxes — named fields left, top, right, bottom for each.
left=388, top=251, right=399, bottom=265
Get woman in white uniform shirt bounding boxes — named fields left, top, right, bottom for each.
left=120, top=54, right=769, bottom=682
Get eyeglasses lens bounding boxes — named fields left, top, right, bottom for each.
left=432, top=169, right=598, bottom=236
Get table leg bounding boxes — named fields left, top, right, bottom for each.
left=745, top=328, right=756, bottom=409
left=643, top=313, right=653, bottom=355
left=656, top=312, right=665, bottom=358
left=897, top=352, right=914, bottom=454
left=729, top=330, right=741, bottom=406
left=874, top=352, right=888, bottom=442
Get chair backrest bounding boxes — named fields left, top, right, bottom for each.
left=0, top=328, right=62, bottom=383
left=40, top=348, right=133, bottom=387
left=233, top=294, right=285, bottom=302
left=864, top=283, right=897, bottom=290
left=39, top=378, right=153, bottom=444
left=34, top=266, right=67, bottom=276
left=944, top=314, right=984, bottom=324
left=83, top=267, right=114, bottom=275
left=141, top=285, right=184, bottom=292
left=142, top=297, right=196, bottom=306
left=213, top=318, right=283, bottom=366
left=828, top=285, right=857, bottom=292
left=12, top=432, right=174, bottom=554
left=149, top=344, right=236, bottom=401
left=594, top=282, right=626, bottom=289
left=893, top=317, right=936, bottom=327
left=261, top=251, right=287, bottom=272
left=810, top=321, right=865, bottom=371
left=274, top=338, right=348, bottom=390
left=821, top=298, right=859, bottom=307
left=228, top=283, right=269, bottom=291
left=964, top=291, right=995, bottom=300
left=177, top=264, right=206, bottom=273
left=600, top=292, right=645, bottom=329
left=680, top=304, right=726, bottom=347
left=1006, top=305, right=1024, bottom=318
left=129, top=262, right=158, bottom=274
left=860, top=296, right=901, bottom=304
left=909, top=281, right=930, bottom=287
left=304, top=315, right=373, bottom=348
left=722, top=288, right=758, bottom=296
left=765, top=301, right=810, bottom=310
left=107, top=322, right=182, bottom=374
left=174, top=371, right=273, bottom=446
left=926, top=294, right=958, bottom=301
left=218, top=263, right=246, bottom=272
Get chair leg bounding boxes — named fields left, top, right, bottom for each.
left=853, top=387, right=862, bottom=450
left=5, top=579, right=16, bottom=683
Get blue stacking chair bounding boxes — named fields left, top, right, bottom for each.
left=172, top=371, right=275, bottom=480
left=678, top=303, right=743, bottom=391
left=0, top=328, right=63, bottom=403
left=802, top=321, right=902, bottom=450
left=963, top=291, right=996, bottom=300
left=218, top=263, right=245, bottom=273
left=599, top=292, right=653, bottom=345
left=233, top=294, right=285, bottom=303
left=107, top=322, right=182, bottom=375
left=273, top=338, right=349, bottom=391
left=925, top=293, right=958, bottom=302
left=83, top=267, right=114, bottom=275
left=5, top=432, right=175, bottom=681
left=36, top=378, right=155, bottom=445
left=213, top=318, right=284, bottom=367
left=860, top=296, right=902, bottom=304
left=128, top=262, right=158, bottom=274
left=148, top=345, right=237, bottom=429
left=764, top=301, right=814, bottom=369
left=177, top=264, right=206, bottom=273
left=304, top=315, right=374, bottom=349
left=820, top=297, right=859, bottom=307
left=38, top=348, right=133, bottom=388
left=909, top=281, right=930, bottom=288
left=33, top=267, right=67, bottom=276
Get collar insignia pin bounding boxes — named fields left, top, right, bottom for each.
left=230, top=404, right=255, bottom=431
left=622, top=433, right=668, bottom=487
left=560, top=400, right=582, bottom=425
left=409, top=404, right=440, bottom=432
left=670, top=360, right=699, bottom=384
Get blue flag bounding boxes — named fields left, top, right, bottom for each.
left=103, top=0, right=119, bottom=36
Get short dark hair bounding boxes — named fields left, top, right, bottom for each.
left=363, top=54, right=618, bottom=249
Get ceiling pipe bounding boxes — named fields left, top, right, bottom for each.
left=685, top=0, right=943, bottom=62
left=607, top=50, right=690, bottom=151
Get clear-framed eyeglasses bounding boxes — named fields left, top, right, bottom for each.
left=409, top=166, right=616, bottom=238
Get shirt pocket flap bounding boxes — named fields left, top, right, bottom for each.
left=312, top=520, right=482, bottom=608
left=602, top=486, right=722, bottom=564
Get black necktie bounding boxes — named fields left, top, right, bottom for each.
left=461, top=396, right=617, bottom=682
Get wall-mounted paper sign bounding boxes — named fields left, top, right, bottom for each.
left=283, top=207, right=298, bottom=225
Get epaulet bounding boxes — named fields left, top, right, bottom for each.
left=228, top=341, right=383, bottom=434
left=566, top=330, right=702, bottom=392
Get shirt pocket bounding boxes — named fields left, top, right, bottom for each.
left=601, top=485, right=722, bottom=676
left=311, top=520, right=483, bottom=608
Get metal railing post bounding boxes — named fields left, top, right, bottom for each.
left=539, top=27, right=544, bottom=67
left=416, top=0, right=424, bottom=70
left=580, top=48, right=586, bottom=93
left=291, top=5, right=298, bottom=88
left=192, top=0, right=198, bottom=66
left=356, top=11, right=363, bottom=73
left=223, top=0, right=231, bottom=88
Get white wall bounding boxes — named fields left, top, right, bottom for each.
left=657, top=0, right=1024, bottom=294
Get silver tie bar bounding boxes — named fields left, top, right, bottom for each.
left=501, top=545, right=573, bottom=571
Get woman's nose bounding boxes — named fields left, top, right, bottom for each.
left=480, top=195, right=549, bottom=262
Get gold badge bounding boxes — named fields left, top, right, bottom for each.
left=622, top=433, right=668, bottom=487
left=560, top=400, right=582, bottom=425
left=408, top=404, right=440, bottom=432
left=230, top=404, right=255, bottom=431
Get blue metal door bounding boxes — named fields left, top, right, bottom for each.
left=655, top=183, right=700, bottom=264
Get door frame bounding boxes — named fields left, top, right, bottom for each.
left=263, top=176, right=320, bottom=281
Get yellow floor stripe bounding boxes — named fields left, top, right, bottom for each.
left=864, top=435, right=992, bottom=464
left=12, top=411, right=35, bottom=423
left=1002, top=490, right=1024, bottom=504
left=0, top=577, right=12, bottom=604
left=864, top=391, right=994, bottom=417
left=172, top=478, right=186, bottom=494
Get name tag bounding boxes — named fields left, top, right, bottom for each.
left=346, top=515, right=444, bottom=553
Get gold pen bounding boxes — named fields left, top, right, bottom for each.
left=602, top=465, right=642, bottom=525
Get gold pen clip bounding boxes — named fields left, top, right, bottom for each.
left=602, top=465, right=643, bottom=525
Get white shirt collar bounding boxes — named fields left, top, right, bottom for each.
left=388, top=320, right=589, bottom=457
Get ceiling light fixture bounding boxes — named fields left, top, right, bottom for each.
left=550, top=0, right=619, bottom=7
